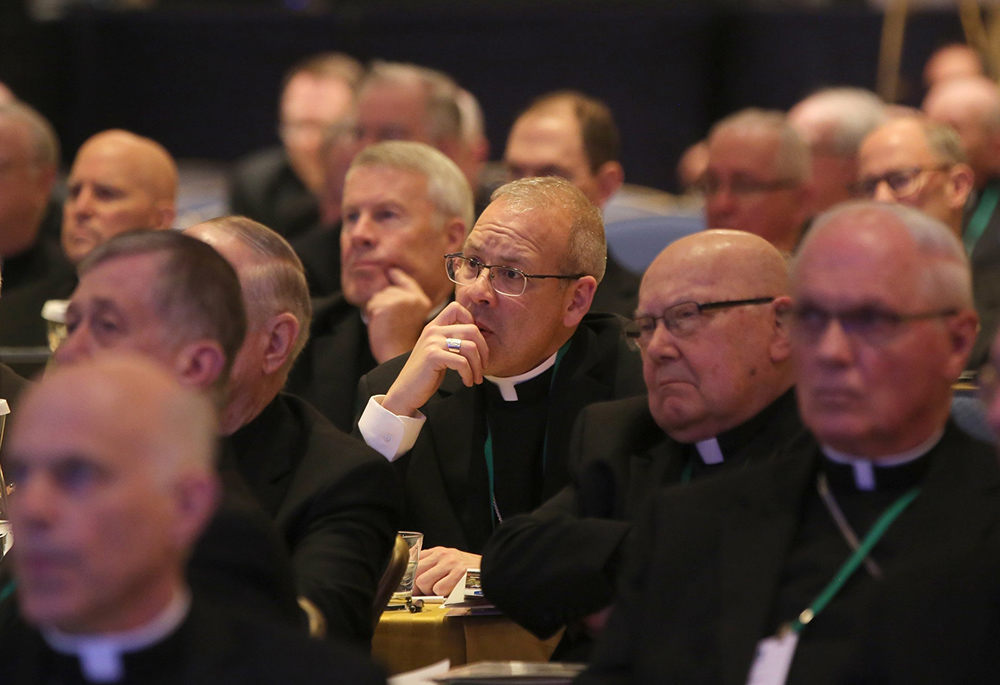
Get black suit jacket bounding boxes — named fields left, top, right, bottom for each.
left=481, top=391, right=804, bottom=648
left=963, top=177, right=1000, bottom=368
left=579, top=423, right=1000, bottom=685
left=357, top=313, right=645, bottom=553
left=223, top=393, right=402, bottom=645
left=1, top=236, right=72, bottom=296
left=285, top=294, right=370, bottom=432
left=229, top=147, right=318, bottom=241
left=289, top=223, right=342, bottom=299
left=590, top=257, right=640, bottom=319
left=0, top=597, right=386, bottom=684
left=0, top=270, right=76, bottom=378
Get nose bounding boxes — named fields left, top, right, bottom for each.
left=871, top=180, right=896, bottom=203
left=345, top=212, right=378, bottom=249
left=812, top=316, right=854, bottom=366
left=53, top=323, right=93, bottom=366
left=643, top=320, right=681, bottom=362
left=459, top=266, right=497, bottom=307
left=706, top=186, right=736, bottom=225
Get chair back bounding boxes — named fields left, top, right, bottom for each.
left=372, top=534, right=410, bottom=628
left=604, top=214, right=705, bottom=274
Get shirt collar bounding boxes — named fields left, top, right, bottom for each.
left=43, top=587, right=191, bottom=683
left=485, top=351, right=559, bottom=402
left=820, top=428, right=944, bottom=491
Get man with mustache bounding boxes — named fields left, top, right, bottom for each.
left=356, top=176, right=645, bottom=596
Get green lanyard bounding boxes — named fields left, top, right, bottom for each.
left=965, top=184, right=1000, bottom=256
left=484, top=342, right=571, bottom=525
left=781, top=482, right=921, bottom=636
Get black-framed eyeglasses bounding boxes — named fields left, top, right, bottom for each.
left=445, top=253, right=585, bottom=297
left=624, top=297, right=775, bottom=346
left=789, top=303, right=958, bottom=346
left=848, top=165, right=952, bottom=200
left=695, top=175, right=800, bottom=196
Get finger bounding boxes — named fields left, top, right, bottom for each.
left=433, top=301, right=476, bottom=327
left=436, top=336, right=485, bottom=386
left=432, top=566, right=468, bottom=597
left=384, top=266, right=423, bottom=292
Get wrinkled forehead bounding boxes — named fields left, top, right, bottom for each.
left=465, top=201, right=570, bottom=267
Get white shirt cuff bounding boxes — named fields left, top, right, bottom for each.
left=358, top=395, right=426, bottom=461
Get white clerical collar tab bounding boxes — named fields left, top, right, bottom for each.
left=485, top=351, right=559, bottom=402
left=821, top=428, right=944, bottom=491
left=44, top=587, right=191, bottom=683
left=695, top=438, right=725, bottom=465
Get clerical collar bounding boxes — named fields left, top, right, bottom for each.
left=485, top=350, right=558, bottom=402
left=43, top=587, right=191, bottom=683
left=695, top=439, right=724, bottom=465
left=820, top=428, right=944, bottom=492
left=690, top=388, right=798, bottom=467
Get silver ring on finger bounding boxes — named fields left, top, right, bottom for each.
left=445, top=337, right=462, bottom=353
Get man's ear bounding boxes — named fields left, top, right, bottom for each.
left=943, top=309, right=980, bottom=380
left=442, top=217, right=467, bottom=254
left=769, top=296, right=794, bottom=363
left=946, top=163, right=975, bottom=211
left=594, top=161, right=624, bottom=206
left=261, top=312, right=300, bottom=375
left=154, top=202, right=177, bottom=231
left=172, top=473, right=220, bottom=550
left=174, top=340, right=227, bottom=391
left=562, top=276, right=598, bottom=328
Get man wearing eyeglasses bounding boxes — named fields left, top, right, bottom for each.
left=480, top=228, right=803, bottom=660
left=702, top=109, right=812, bottom=253
left=579, top=201, right=994, bottom=685
left=356, top=176, right=644, bottom=596
left=855, top=117, right=997, bottom=368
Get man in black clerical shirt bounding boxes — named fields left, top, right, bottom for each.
left=185, top=216, right=401, bottom=646
left=285, top=140, right=472, bottom=431
left=481, top=229, right=803, bottom=660
left=579, top=201, right=998, bottom=685
left=356, top=176, right=645, bottom=597
left=0, top=356, right=384, bottom=685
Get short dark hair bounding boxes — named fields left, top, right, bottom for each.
left=78, top=231, right=247, bottom=389
left=282, top=52, right=364, bottom=92
left=522, top=91, right=621, bottom=172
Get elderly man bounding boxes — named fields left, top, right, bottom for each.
left=54, top=230, right=304, bottom=627
left=0, top=102, right=69, bottom=295
left=0, top=128, right=178, bottom=362
left=702, top=108, right=812, bottom=252
left=481, top=230, right=804, bottom=660
left=504, top=91, right=639, bottom=317
left=356, top=176, right=645, bottom=596
left=230, top=53, right=363, bottom=240
left=0, top=356, right=384, bottom=684
left=184, top=215, right=401, bottom=646
left=285, top=141, right=471, bottom=430
left=579, top=201, right=993, bottom=685
left=787, top=88, right=887, bottom=215
left=854, top=117, right=996, bottom=367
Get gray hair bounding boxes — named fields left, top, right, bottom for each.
left=790, top=87, right=887, bottom=157
left=348, top=141, right=474, bottom=232
left=196, top=216, right=313, bottom=367
left=799, top=200, right=972, bottom=309
left=490, top=177, right=607, bottom=283
left=710, top=108, right=810, bottom=183
left=361, top=61, right=463, bottom=144
left=922, top=118, right=969, bottom=164
left=0, top=101, right=59, bottom=169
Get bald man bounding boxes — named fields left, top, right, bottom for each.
left=0, top=129, right=178, bottom=371
left=923, top=43, right=984, bottom=90
left=481, top=230, right=805, bottom=660
left=62, top=129, right=177, bottom=265
left=0, top=355, right=385, bottom=684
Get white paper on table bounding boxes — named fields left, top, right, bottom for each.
left=388, top=659, right=451, bottom=685
left=744, top=632, right=799, bottom=685
left=442, top=572, right=470, bottom=606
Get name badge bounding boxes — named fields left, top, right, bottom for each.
left=744, top=631, right=799, bottom=685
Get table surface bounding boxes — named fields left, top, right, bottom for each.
left=372, top=602, right=562, bottom=675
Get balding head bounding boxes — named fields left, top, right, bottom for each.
left=633, top=229, right=793, bottom=441
left=923, top=76, right=1000, bottom=184
left=856, top=116, right=974, bottom=236
left=62, top=129, right=178, bottom=264
left=924, top=44, right=984, bottom=90
left=791, top=201, right=978, bottom=458
left=8, top=354, right=219, bottom=634
left=788, top=88, right=887, bottom=213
